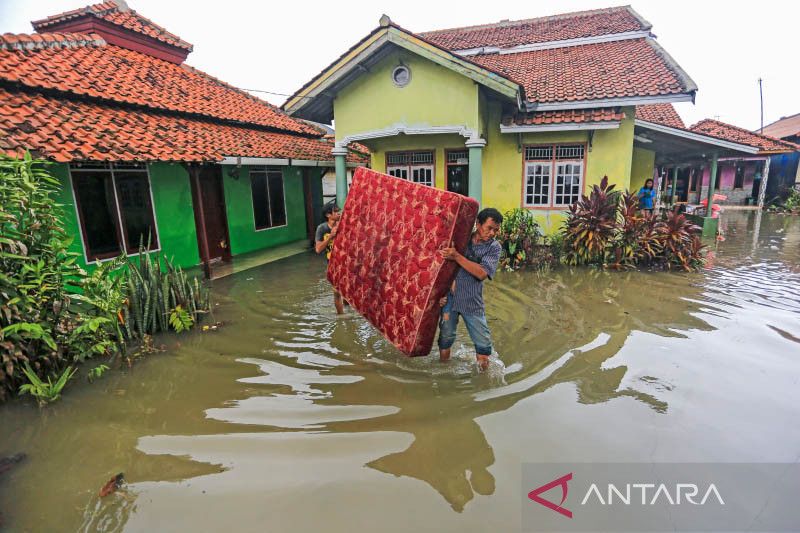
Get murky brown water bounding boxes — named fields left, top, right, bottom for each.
left=1, top=211, right=799, bottom=532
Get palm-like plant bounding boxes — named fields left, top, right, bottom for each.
left=655, top=211, right=705, bottom=271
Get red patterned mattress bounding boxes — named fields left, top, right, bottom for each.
left=327, top=167, right=478, bottom=356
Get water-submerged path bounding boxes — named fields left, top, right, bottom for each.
left=1, top=211, right=799, bottom=532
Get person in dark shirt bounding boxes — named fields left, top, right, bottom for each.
left=315, top=201, right=344, bottom=314
left=438, top=207, right=503, bottom=371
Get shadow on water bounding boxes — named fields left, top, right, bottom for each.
left=1, top=211, right=800, bottom=531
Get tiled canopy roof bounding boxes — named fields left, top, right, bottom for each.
left=690, top=119, right=799, bottom=154
left=635, top=103, right=685, bottom=128
left=0, top=87, right=368, bottom=164
left=503, top=107, right=624, bottom=126
left=420, top=6, right=649, bottom=51
left=31, top=0, right=193, bottom=51
left=0, top=34, right=318, bottom=136
left=761, top=113, right=800, bottom=140
left=471, top=38, right=690, bottom=104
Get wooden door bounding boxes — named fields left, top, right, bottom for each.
left=190, top=164, right=231, bottom=264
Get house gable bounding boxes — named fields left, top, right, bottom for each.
left=333, top=48, right=484, bottom=145
left=282, top=22, right=521, bottom=124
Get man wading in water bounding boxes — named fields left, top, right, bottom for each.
left=315, top=202, right=344, bottom=314
left=438, top=208, right=503, bottom=371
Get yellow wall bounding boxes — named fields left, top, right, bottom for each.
left=630, top=147, right=656, bottom=192
left=333, top=46, right=638, bottom=234
left=481, top=102, right=636, bottom=232
left=334, top=50, right=480, bottom=141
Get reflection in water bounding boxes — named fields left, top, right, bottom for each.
left=1, top=212, right=799, bottom=531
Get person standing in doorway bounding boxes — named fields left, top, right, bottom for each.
left=438, top=208, right=503, bottom=371
left=315, top=201, right=344, bottom=314
left=638, top=178, right=657, bottom=215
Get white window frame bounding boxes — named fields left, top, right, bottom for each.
left=524, top=162, right=551, bottom=207
left=522, top=144, right=586, bottom=208
left=553, top=161, right=584, bottom=207
left=385, top=150, right=435, bottom=187
left=68, top=162, right=161, bottom=263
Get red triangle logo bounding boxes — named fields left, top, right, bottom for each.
left=528, top=472, right=573, bottom=519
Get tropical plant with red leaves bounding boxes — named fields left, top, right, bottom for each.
left=654, top=211, right=705, bottom=271
left=609, top=191, right=662, bottom=269
left=563, top=176, right=619, bottom=265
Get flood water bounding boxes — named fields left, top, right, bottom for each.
left=1, top=211, right=799, bottom=532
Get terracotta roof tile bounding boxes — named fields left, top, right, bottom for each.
left=635, top=103, right=685, bottom=128
left=471, top=38, right=690, bottom=104
left=0, top=87, right=369, bottom=164
left=420, top=6, right=649, bottom=51
left=0, top=37, right=319, bottom=136
left=761, top=113, right=800, bottom=140
left=690, top=119, right=799, bottom=154
left=31, top=0, right=192, bottom=51
left=503, top=107, right=624, bottom=126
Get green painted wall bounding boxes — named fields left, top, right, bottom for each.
left=630, top=147, right=656, bottom=192
left=148, top=163, right=200, bottom=267
left=222, top=165, right=309, bottom=256
left=334, top=49, right=480, bottom=141
left=52, top=162, right=200, bottom=270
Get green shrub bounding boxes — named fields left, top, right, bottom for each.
left=0, top=154, right=124, bottom=402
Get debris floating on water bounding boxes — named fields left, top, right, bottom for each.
left=99, top=473, right=125, bottom=497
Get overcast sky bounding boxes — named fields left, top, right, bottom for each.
left=2, top=0, right=797, bottom=131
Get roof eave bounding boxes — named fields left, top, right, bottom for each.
left=635, top=119, right=760, bottom=154
left=527, top=93, right=694, bottom=112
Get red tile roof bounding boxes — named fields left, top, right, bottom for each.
left=0, top=35, right=319, bottom=136
left=761, top=112, right=800, bottom=140
left=635, top=103, right=685, bottom=128
left=420, top=6, right=649, bottom=51
left=31, top=0, right=192, bottom=51
left=0, top=87, right=369, bottom=164
left=0, top=32, right=106, bottom=50
left=503, top=107, right=624, bottom=126
left=471, top=38, right=691, bottom=104
left=690, top=119, right=799, bottom=154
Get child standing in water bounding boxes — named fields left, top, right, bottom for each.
left=638, top=178, right=657, bottom=215
left=315, top=202, right=344, bottom=314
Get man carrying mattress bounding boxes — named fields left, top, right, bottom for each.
left=438, top=207, right=503, bottom=371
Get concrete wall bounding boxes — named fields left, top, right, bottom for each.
left=334, top=49, right=480, bottom=141
left=630, top=147, right=656, bottom=192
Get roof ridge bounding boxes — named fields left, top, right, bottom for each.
left=0, top=32, right=106, bottom=50
left=419, top=5, right=645, bottom=36
left=691, top=118, right=800, bottom=150
left=761, top=111, right=800, bottom=129
left=32, top=1, right=118, bottom=28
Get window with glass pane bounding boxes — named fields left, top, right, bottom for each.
left=72, top=170, right=123, bottom=260
left=71, top=164, right=159, bottom=261
left=387, top=167, right=408, bottom=179
left=386, top=151, right=434, bottom=186
left=251, top=168, right=286, bottom=230
left=412, top=166, right=433, bottom=186
left=115, top=172, right=158, bottom=251
left=524, top=163, right=550, bottom=206
left=554, top=162, right=582, bottom=205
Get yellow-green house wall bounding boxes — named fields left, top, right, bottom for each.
left=630, top=147, right=656, bottom=192
left=332, top=47, right=639, bottom=233
left=334, top=49, right=480, bottom=141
